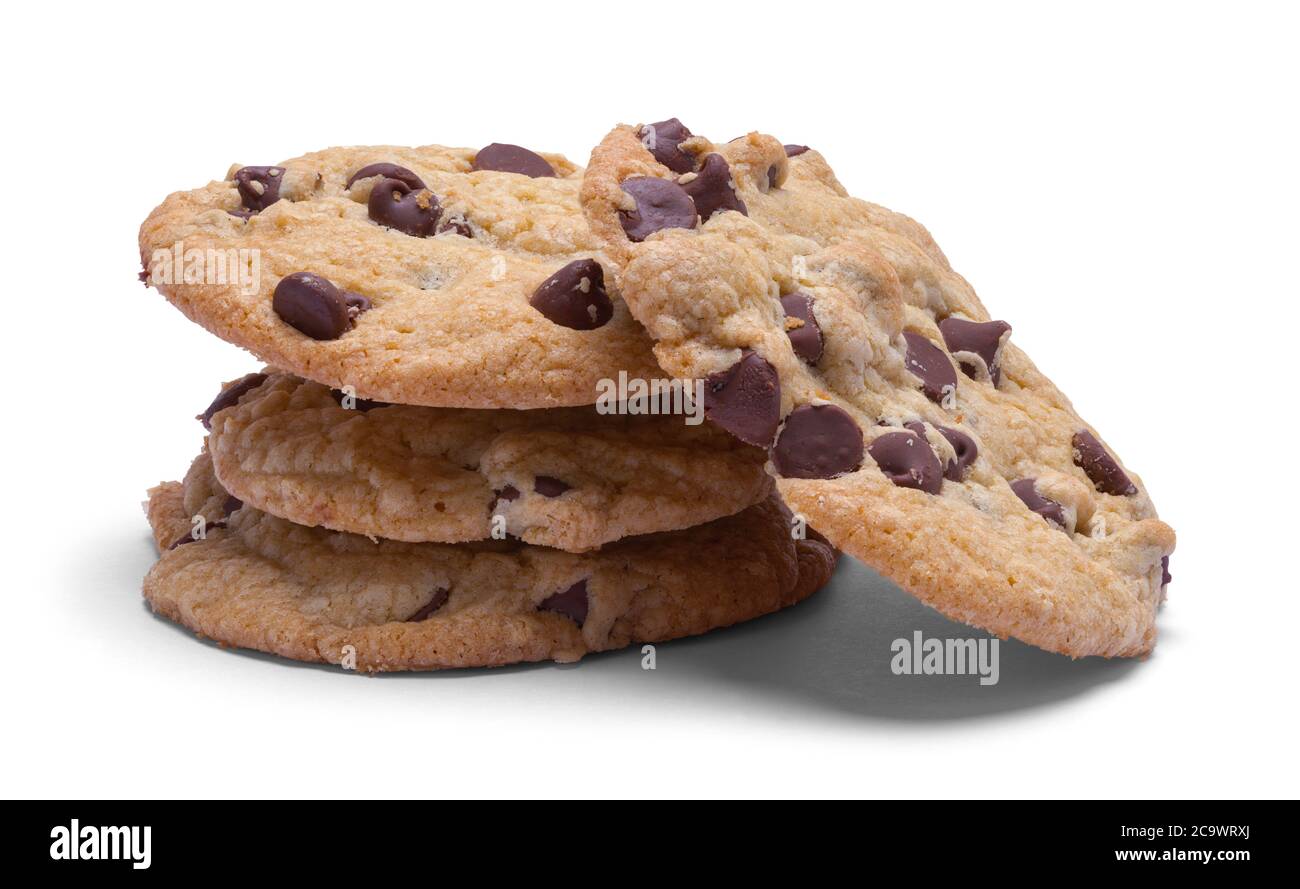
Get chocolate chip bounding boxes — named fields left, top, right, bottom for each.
left=1072, top=430, right=1137, bottom=496
left=639, top=118, right=696, bottom=173
left=472, top=143, right=556, bottom=178
left=900, top=421, right=970, bottom=479
left=222, top=495, right=243, bottom=516
left=233, top=166, right=283, bottom=213
left=138, top=262, right=150, bottom=285
left=937, top=426, right=978, bottom=481
left=780, top=292, right=823, bottom=364
left=491, top=485, right=520, bottom=512
left=529, top=259, right=613, bottom=330
left=772, top=404, right=864, bottom=479
left=1161, top=556, right=1172, bottom=588
left=437, top=218, right=473, bottom=238
left=329, top=388, right=390, bottom=412
left=619, top=177, right=698, bottom=242
left=345, top=163, right=425, bottom=190
left=703, top=351, right=782, bottom=447
left=784, top=145, right=810, bottom=157
left=867, top=430, right=943, bottom=494
left=938, top=317, right=1012, bottom=386
left=367, top=177, right=441, bottom=237
left=767, top=164, right=780, bottom=189
left=538, top=580, right=589, bottom=626
left=1010, top=479, right=1067, bottom=529
left=406, top=588, right=450, bottom=622
left=344, top=290, right=371, bottom=317
left=902, top=331, right=958, bottom=405
left=681, top=153, right=747, bottom=221
left=198, top=373, right=268, bottom=429
left=534, top=476, right=570, bottom=497
left=272, top=272, right=355, bottom=340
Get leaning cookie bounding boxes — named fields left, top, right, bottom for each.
left=139, top=143, right=662, bottom=409
left=581, top=121, right=1174, bottom=658
left=143, top=454, right=836, bottom=671
left=201, top=372, right=772, bottom=551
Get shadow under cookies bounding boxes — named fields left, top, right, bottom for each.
left=633, top=557, right=1146, bottom=723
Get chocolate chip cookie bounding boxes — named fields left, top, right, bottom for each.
left=581, top=121, right=1175, bottom=658
left=139, top=143, right=662, bottom=409
left=143, top=454, right=836, bottom=671
left=202, top=371, right=771, bottom=551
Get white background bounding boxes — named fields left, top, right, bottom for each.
left=2, top=1, right=1296, bottom=799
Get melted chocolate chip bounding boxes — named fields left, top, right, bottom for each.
left=534, top=476, right=570, bottom=497
left=619, top=177, right=698, bottom=242
left=346, top=163, right=425, bottom=190
left=273, top=272, right=354, bottom=340
left=902, top=331, right=958, bottom=405
left=772, top=404, right=864, bottom=479
left=538, top=579, right=589, bottom=626
left=867, top=430, right=943, bottom=494
left=344, top=290, right=371, bottom=317
left=780, top=292, right=823, bottom=364
left=529, top=259, right=613, bottom=330
left=900, top=421, right=969, bottom=480
left=1072, top=430, right=1137, bottom=495
left=406, top=588, right=450, bottom=621
left=703, top=351, right=782, bottom=446
left=938, top=317, right=1012, bottom=385
left=1161, top=556, right=1172, bottom=588
left=329, top=388, right=390, bottom=412
left=937, top=426, right=978, bottom=481
left=640, top=118, right=696, bottom=173
left=198, top=373, right=268, bottom=429
left=368, top=177, right=441, bottom=237
left=472, top=143, right=556, bottom=178
left=681, top=153, right=747, bottom=221
left=222, top=495, right=243, bottom=516
left=784, top=144, right=810, bottom=157
left=233, top=166, right=283, bottom=213
left=1010, top=479, right=1067, bottom=529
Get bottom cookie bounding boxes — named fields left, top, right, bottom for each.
left=143, top=454, right=836, bottom=671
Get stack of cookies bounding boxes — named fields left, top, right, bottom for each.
left=138, top=140, right=837, bottom=670
left=139, top=120, right=1174, bottom=669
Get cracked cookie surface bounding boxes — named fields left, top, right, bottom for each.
left=143, top=454, right=836, bottom=671
left=203, top=372, right=771, bottom=551
left=582, top=121, right=1174, bottom=657
left=140, top=143, right=662, bottom=408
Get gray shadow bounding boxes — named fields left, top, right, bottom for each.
left=625, top=557, right=1145, bottom=721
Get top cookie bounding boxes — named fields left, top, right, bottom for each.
left=581, top=120, right=1175, bottom=657
left=139, top=143, right=662, bottom=408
